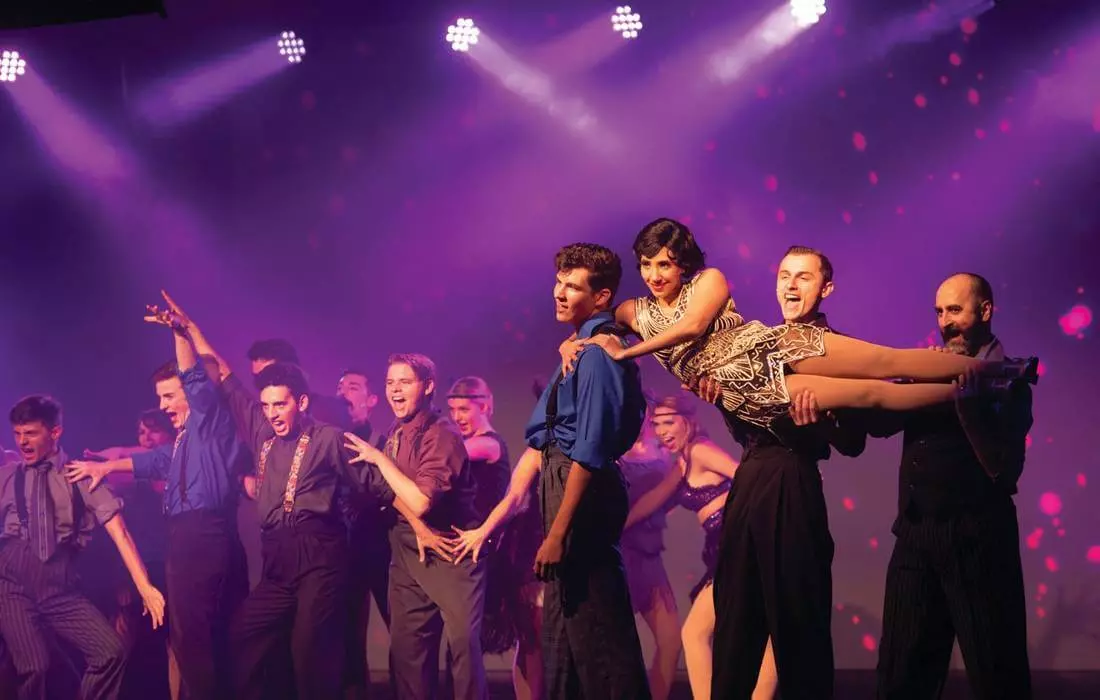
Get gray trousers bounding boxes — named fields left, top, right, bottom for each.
left=539, top=446, right=651, bottom=700
left=388, top=524, right=488, bottom=700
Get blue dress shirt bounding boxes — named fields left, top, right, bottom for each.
left=131, top=365, right=247, bottom=515
left=525, top=312, right=645, bottom=470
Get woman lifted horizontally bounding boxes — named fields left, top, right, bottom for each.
left=569, top=218, right=1037, bottom=430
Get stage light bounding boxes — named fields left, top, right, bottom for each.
left=0, top=51, right=26, bottom=83
left=611, top=6, right=643, bottom=40
left=446, top=18, right=480, bottom=52
left=789, top=0, right=826, bottom=28
left=277, top=31, right=306, bottom=64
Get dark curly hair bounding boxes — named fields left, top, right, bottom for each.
left=554, top=243, right=623, bottom=302
left=633, top=218, right=707, bottom=278
left=255, top=362, right=310, bottom=398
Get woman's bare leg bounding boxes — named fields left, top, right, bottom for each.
left=168, top=643, right=181, bottom=700
left=639, top=586, right=681, bottom=700
left=513, top=585, right=544, bottom=700
left=751, top=638, right=778, bottom=700
left=682, top=584, right=716, bottom=700
left=791, top=334, right=1003, bottom=382
left=785, top=374, right=957, bottom=411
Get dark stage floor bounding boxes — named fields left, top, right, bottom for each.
left=363, top=670, right=1100, bottom=699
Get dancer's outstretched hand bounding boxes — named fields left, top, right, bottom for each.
left=344, top=432, right=383, bottom=465
left=65, top=460, right=112, bottom=491
left=579, top=333, right=625, bottom=361
left=158, top=290, right=193, bottom=329
left=413, top=526, right=455, bottom=564
left=559, top=337, right=584, bottom=373
left=138, top=584, right=166, bottom=630
left=449, top=525, right=489, bottom=565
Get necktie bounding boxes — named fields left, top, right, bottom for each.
left=173, top=428, right=189, bottom=505
left=385, top=429, right=402, bottom=461
left=29, top=462, right=56, bottom=562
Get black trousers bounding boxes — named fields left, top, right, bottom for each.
left=166, top=509, right=248, bottom=700
left=231, top=523, right=348, bottom=700
left=388, top=524, right=487, bottom=700
left=343, top=513, right=392, bottom=694
left=0, top=541, right=126, bottom=700
left=711, top=445, right=835, bottom=700
left=877, top=501, right=1032, bottom=700
left=539, top=447, right=651, bottom=700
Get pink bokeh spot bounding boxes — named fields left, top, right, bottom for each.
left=868, top=171, right=879, bottom=185
left=1086, top=546, right=1100, bottom=564
left=775, top=209, right=787, bottom=224
left=960, top=17, right=978, bottom=35
left=949, top=52, right=963, bottom=66
left=975, top=128, right=986, bottom=139
left=1058, top=304, right=1093, bottom=335
left=1038, top=492, right=1063, bottom=517
left=842, top=497, right=856, bottom=511
left=1024, top=434, right=1032, bottom=449
left=999, top=119, right=1012, bottom=133
left=842, top=211, right=853, bottom=224
left=737, top=243, right=752, bottom=260
left=1037, top=582, right=1048, bottom=596
left=851, top=615, right=861, bottom=625
left=1044, top=556, right=1059, bottom=573
left=967, top=88, right=981, bottom=105
left=862, top=635, right=877, bottom=652
left=1077, top=473, right=1087, bottom=487
left=764, top=174, right=779, bottom=191
left=914, top=93, right=928, bottom=108
left=1037, top=607, right=1047, bottom=619
left=940, top=75, right=949, bottom=86
left=1025, top=528, right=1043, bottom=550
left=852, top=132, right=867, bottom=151
left=869, top=537, right=879, bottom=549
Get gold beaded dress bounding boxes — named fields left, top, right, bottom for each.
left=633, top=273, right=827, bottom=429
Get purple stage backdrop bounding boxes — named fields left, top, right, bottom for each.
left=1, top=0, right=1097, bottom=671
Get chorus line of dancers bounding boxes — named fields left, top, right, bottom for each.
left=0, top=217, right=1038, bottom=700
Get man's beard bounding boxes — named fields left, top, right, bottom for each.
left=940, top=326, right=974, bottom=355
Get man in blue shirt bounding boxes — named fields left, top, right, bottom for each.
left=450, top=243, right=651, bottom=700
left=67, top=295, right=249, bottom=700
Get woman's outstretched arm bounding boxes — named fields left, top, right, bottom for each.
left=624, top=464, right=682, bottom=530
left=613, top=268, right=731, bottom=361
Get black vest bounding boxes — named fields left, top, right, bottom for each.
left=896, top=403, right=1014, bottom=520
